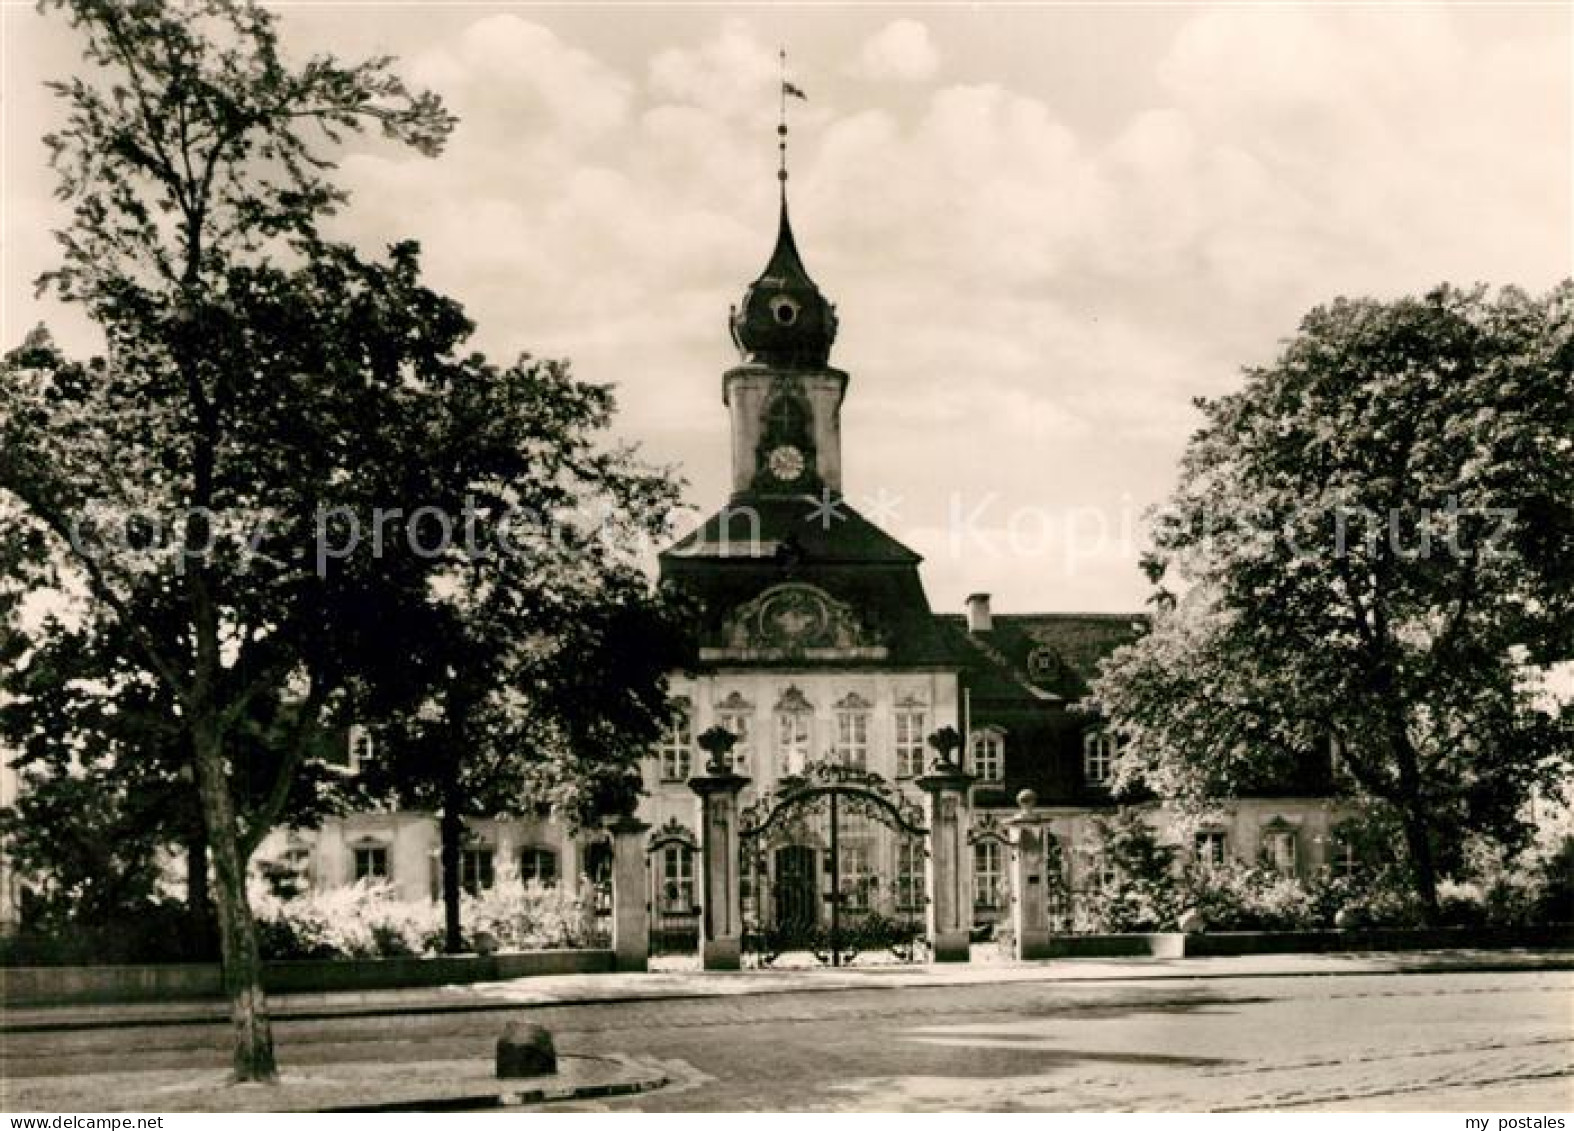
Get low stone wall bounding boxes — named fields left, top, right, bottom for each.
left=1045, top=934, right=1185, bottom=959
left=1040, top=923, right=1572, bottom=961
left=2, top=949, right=615, bottom=1007
left=1179, top=923, right=1574, bottom=957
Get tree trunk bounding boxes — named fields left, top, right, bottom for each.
left=1399, top=809, right=1442, bottom=926
left=191, top=719, right=277, bottom=1082
left=184, top=825, right=218, bottom=960
left=440, top=778, right=464, bottom=954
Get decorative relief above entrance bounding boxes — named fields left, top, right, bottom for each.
left=704, top=582, right=888, bottom=661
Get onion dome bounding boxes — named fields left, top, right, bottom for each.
left=729, top=198, right=838, bottom=369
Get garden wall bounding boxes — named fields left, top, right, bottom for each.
left=1043, top=923, right=1572, bottom=960
left=2, top=948, right=614, bottom=1007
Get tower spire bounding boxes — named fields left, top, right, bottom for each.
left=729, top=51, right=834, bottom=369
left=778, top=47, right=789, bottom=202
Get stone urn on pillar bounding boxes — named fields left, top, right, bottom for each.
left=604, top=812, right=651, bottom=972
left=1006, top=789, right=1054, bottom=960
left=916, top=726, right=974, bottom=962
left=689, top=726, right=751, bottom=970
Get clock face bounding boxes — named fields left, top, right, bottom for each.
left=767, top=444, right=806, bottom=482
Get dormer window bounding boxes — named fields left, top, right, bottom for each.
left=969, top=728, right=1005, bottom=783
left=1083, top=730, right=1117, bottom=786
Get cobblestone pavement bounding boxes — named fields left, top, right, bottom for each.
left=5, top=969, right=1570, bottom=1111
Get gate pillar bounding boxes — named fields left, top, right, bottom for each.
left=690, top=729, right=751, bottom=971
left=1006, top=789, right=1053, bottom=960
left=606, top=814, right=651, bottom=972
left=917, top=747, right=974, bottom=963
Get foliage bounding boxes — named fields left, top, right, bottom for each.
left=1077, top=808, right=1181, bottom=932
left=1180, top=861, right=1320, bottom=932
left=1089, top=284, right=1574, bottom=922
left=250, top=880, right=603, bottom=960
left=0, top=899, right=214, bottom=967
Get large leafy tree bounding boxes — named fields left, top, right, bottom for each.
left=1090, top=284, right=1574, bottom=923
left=0, top=0, right=456, bottom=1080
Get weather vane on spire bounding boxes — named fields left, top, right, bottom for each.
left=779, top=47, right=807, bottom=198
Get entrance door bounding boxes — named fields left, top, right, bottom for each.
left=773, top=845, right=818, bottom=947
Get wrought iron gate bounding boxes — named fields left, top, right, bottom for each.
left=739, top=763, right=929, bottom=967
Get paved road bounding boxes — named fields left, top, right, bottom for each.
left=6, top=969, right=1571, bottom=1111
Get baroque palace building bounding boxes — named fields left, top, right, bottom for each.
left=631, top=180, right=1349, bottom=942
left=226, top=155, right=1350, bottom=947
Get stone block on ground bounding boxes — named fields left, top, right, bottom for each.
left=497, top=1021, right=557, bottom=1078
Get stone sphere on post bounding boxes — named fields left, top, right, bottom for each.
left=1015, top=788, right=1037, bottom=814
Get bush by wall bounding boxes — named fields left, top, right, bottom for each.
left=250, top=878, right=603, bottom=960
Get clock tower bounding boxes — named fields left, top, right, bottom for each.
left=724, top=198, right=847, bottom=498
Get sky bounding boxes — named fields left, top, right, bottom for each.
left=2, top=1, right=1569, bottom=615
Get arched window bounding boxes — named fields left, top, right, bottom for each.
left=1083, top=730, right=1117, bottom=786
left=657, top=843, right=696, bottom=912
left=970, top=728, right=1005, bottom=782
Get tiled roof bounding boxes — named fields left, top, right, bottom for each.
left=935, top=612, right=1148, bottom=702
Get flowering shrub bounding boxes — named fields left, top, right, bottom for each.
left=1178, top=862, right=1322, bottom=931
left=250, top=878, right=603, bottom=960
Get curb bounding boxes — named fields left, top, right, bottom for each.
left=319, top=1059, right=671, bottom=1112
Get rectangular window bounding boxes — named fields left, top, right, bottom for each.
left=973, top=839, right=1004, bottom=910
left=1263, top=829, right=1297, bottom=877
left=1331, top=834, right=1360, bottom=879
left=777, top=711, right=812, bottom=775
left=353, top=845, right=388, bottom=882
left=461, top=847, right=495, bottom=895
left=1195, top=831, right=1228, bottom=871
left=835, top=710, right=869, bottom=770
left=519, top=847, right=557, bottom=886
left=971, top=731, right=1004, bottom=783
left=659, top=705, right=692, bottom=782
left=839, top=840, right=875, bottom=911
left=894, top=710, right=927, bottom=778
left=1083, top=731, right=1115, bottom=786
left=660, top=845, right=695, bottom=912
left=896, top=840, right=925, bottom=911
left=717, top=710, right=752, bottom=771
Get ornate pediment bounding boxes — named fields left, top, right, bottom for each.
left=706, top=582, right=888, bottom=662
left=775, top=685, right=814, bottom=713
left=647, top=817, right=696, bottom=850
left=715, top=690, right=754, bottom=712
left=834, top=691, right=873, bottom=711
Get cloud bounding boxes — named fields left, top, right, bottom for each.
left=856, top=20, right=941, bottom=83
left=6, top=7, right=1565, bottom=613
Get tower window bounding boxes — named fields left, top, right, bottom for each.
left=770, top=295, right=800, bottom=325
